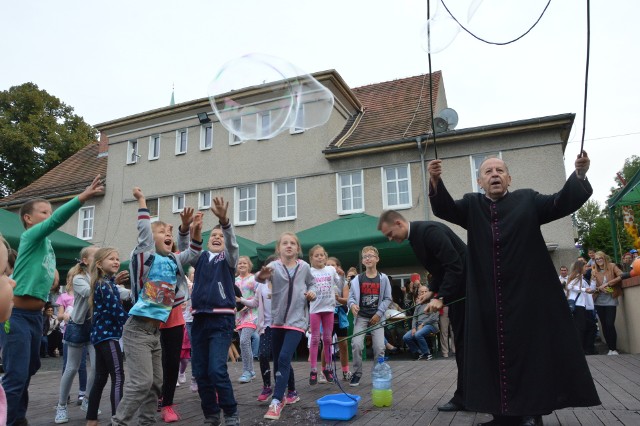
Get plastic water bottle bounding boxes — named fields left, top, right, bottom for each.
left=371, top=356, right=393, bottom=407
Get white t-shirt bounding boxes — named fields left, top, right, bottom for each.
left=567, top=277, right=595, bottom=310
left=309, top=265, right=341, bottom=314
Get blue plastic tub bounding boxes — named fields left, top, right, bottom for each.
left=316, top=393, right=361, bottom=421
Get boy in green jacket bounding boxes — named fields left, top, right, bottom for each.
left=0, top=175, right=103, bottom=426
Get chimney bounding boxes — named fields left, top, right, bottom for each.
left=97, top=131, right=109, bottom=156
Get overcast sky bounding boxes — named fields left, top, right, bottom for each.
left=1, top=0, right=638, bottom=205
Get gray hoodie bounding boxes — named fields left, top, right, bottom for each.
left=347, top=272, right=392, bottom=319
left=262, top=259, right=316, bottom=332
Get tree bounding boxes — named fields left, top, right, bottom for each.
left=0, top=83, right=96, bottom=197
left=576, top=199, right=634, bottom=259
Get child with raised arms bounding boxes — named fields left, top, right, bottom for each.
left=180, top=196, right=240, bottom=426
left=257, top=233, right=316, bottom=420
left=112, top=187, right=202, bottom=425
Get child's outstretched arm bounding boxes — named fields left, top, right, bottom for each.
left=131, top=187, right=154, bottom=255
left=211, top=197, right=239, bottom=268
left=177, top=207, right=194, bottom=252
left=175, top=212, right=203, bottom=266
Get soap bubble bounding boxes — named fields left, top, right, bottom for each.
left=420, top=15, right=460, bottom=54
left=207, top=53, right=334, bottom=142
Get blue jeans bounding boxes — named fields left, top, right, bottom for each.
left=271, top=328, right=302, bottom=401
left=251, top=330, right=260, bottom=359
left=403, top=324, right=438, bottom=355
left=191, top=314, right=237, bottom=417
left=0, top=308, right=43, bottom=426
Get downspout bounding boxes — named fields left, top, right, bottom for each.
left=608, top=204, right=619, bottom=263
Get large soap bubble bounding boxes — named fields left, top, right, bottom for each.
left=420, top=15, right=461, bottom=54
left=207, top=54, right=334, bottom=142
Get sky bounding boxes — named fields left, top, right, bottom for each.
left=1, top=0, right=638, bottom=205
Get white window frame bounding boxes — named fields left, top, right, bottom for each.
left=126, top=140, right=139, bottom=164
left=172, top=194, right=185, bottom=213
left=175, top=129, right=188, bottom=155
left=147, top=198, right=160, bottom=222
left=382, top=164, right=412, bottom=210
left=470, top=151, right=502, bottom=193
left=272, top=180, right=296, bottom=221
left=336, top=170, right=364, bottom=215
left=77, top=206, right=94, bottom=240
left=229, top=117, right=242, bottom=145
left=234, top=185, right=257, bottom=225
left=148, top=135, right=160, bottom=160
left=290, top=103, right=305, bottom=134
left=258, top=111, right=271, bottom=140
left=200, top=124, right=213, bottom=150
left=198, top=190, right=212, bottom=210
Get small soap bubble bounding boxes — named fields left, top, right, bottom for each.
left=208, top=53, right=334, bottom=141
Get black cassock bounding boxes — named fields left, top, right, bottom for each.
left=429, top=171, right=601, bottom=416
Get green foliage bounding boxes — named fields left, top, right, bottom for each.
left=0, top=83, right=96, bottom=197
left=576, top=200, right=634, bottom=260
left=575, top=199, right=602, bottom=238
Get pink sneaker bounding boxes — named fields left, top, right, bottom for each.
left=257, top=386, right=273, bottom=402
left=264, top=400, right=285, bottom=420
left=285, top=390, right=300, bottom=405
left=161, top=405, right=180, bottom=423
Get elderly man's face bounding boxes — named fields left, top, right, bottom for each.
left=478, top=158, right=511, bottom=200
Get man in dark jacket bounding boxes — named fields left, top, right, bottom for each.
left=378, top=210, right=466, bottom=412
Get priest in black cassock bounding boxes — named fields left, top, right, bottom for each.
left=378, top=210, right=466, bottom=412
left=427, top=152, right=600, bottom=426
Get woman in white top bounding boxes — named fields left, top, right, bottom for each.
left=566, top=260, right=596, bottom=354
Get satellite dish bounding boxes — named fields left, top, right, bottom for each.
left=433, top=108, right=459, bottom=133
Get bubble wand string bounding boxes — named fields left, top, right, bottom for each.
left=326, top=296, right=466, bottom=403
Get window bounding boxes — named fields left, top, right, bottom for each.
left=126, top=140, right=139, bottom=164
left=77, top=206, right=94, bottom=240
left=336, top=170, right=364, bottom=214
left=199, top=190, right=211, bottom=210
left=200, top=124, right=213, bottom=150
left=290, top=103, right=305, bottom=134
left=147, top=198, right=159, bottom=222
left=382, top=165, right=412, bottom=209
left=229, top=117, right=242, bottom=144
left=173, top=194, right=185, bottom=213
left=272, top=180, right=296, bottom=221
left=149, top=135, right=160, bottom=160
left=470, top=152, right=502, bottom=193
left=258, top=112, right=271, bottom=140
left=175, top=129, right=188, bottom=155
left=235, top=185, right=257, bottom=225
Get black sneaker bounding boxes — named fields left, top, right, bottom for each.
left=349, top=373, right=361, bottom=387
left=322, top=369, right=334, bottom=383
left=309, top=371, right=318, bottom=385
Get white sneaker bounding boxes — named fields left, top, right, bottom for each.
left=317, top=371, right=327, bottom=383
left=190, top=377, right=198, bottom=392
left=608, top=350, right=619, bottom=355
left=80, top=398, right=102, bottom=415
left=55, top=404, right=69, bottom=424
left=176, top=379, right=180, bottom=387
left=178, top=372, right=187, bottom=383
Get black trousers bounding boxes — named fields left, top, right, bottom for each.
left=160, top=324, right=184, bottom=406
left=449, top=298, right=465, bottom=407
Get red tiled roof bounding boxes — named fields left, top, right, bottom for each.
left=330, top=71, right=442, bottom=149
left=0, top=142, right=106, bottom=207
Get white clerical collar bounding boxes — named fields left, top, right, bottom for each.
left=484, top=190, right=509, bottom=202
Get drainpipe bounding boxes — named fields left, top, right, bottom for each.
left=417, top=136, right=430, bottom=220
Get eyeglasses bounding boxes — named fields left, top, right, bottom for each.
left=362, top=254, right=377, bottom=260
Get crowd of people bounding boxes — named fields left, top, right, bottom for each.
left=1, top=150, right=638, bottom=426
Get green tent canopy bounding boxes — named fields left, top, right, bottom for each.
left=0, top=208, right=91, bottom=274
left=608, top=168, right=640, bottom=261
left=256, top=213, right=419, bottom=270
